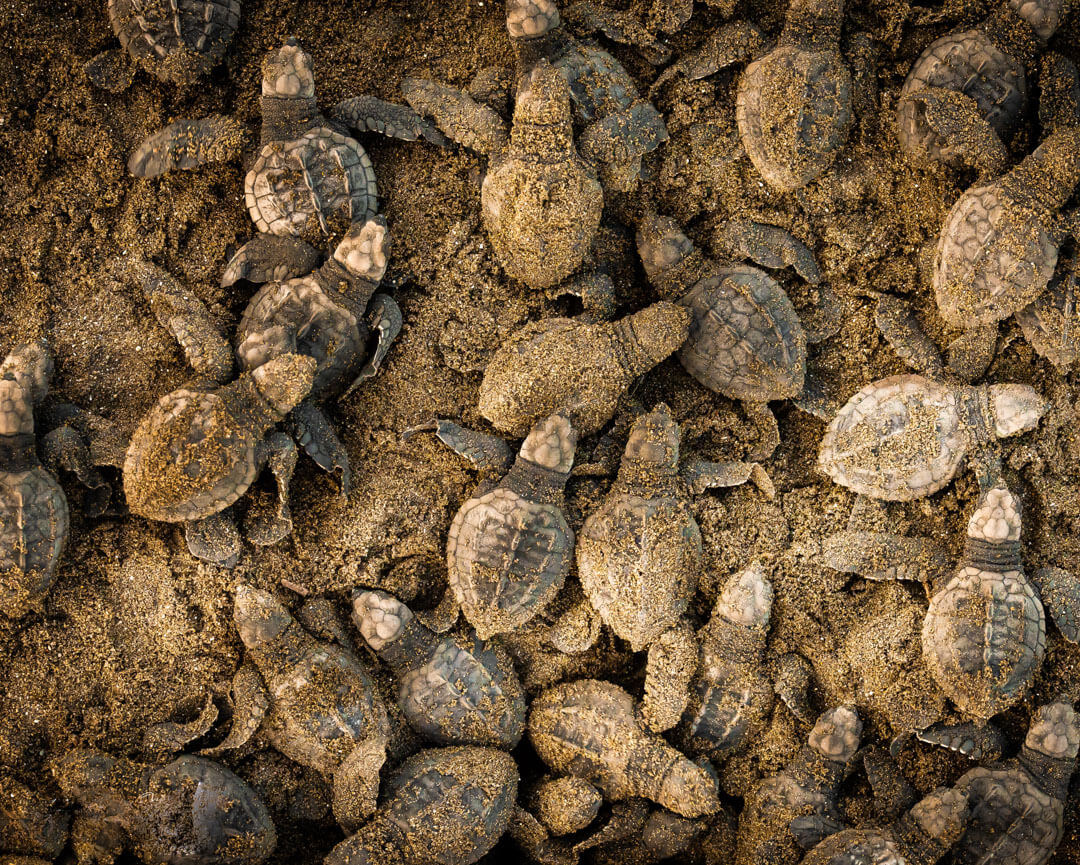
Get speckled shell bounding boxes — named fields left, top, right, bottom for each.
left=934, top=183, right=1058, bottom=327
left=955, top=765, right=1063, bottom=865
left=108, top=0, right=240, bottom=85
left=683, top=641, right=773, bottom=758
left=0, top=467, right=68, bottom=619
left=552, top=42, right=642, bottom=124
left=447, top=487, right=573, bottom=639
left=799, top=829, right=909, bottom=865
left=736, top=45, right=853, bottom=192
left=326, top=747, right=519, bottom=865
left=577, top=495, right=700, bottom=653
left=897, top=31, right=1026, bottom=165
left=677, top=265, right=806, bottom=402
left=923, top=567, right=1045, bottom=719
left=236, top=275, right=365, bottom=400
left=819, top=376, right=977, bottom=501
left=245, top=128, right=377, bottom=243
left=123, top=387, right=261, bottom=522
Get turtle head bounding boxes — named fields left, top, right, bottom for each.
left=506, top=0, right=561, bottom=39
left=808, top=706, right=862, bottom=765
left=1010, top=0, right=1065, bottom=40
left=988, top=384, right=1047, bottom=438
left=657, top=759, right=720, bottom=818
left=967, top=485, right=1022, bottom=543
left=233, top=584, right=293, bottom=649
left=623, top=404, right=680, bottom=471
left=0, top=341, right=52, bottom=435
left=262, top=39, right=315, bottom=98
left=251, top=353, right=316, bottom=419
left=1025, top=700, right=1080, bottom=762
left=636, top=212, right=695, bottom=286
left=335, top=217, right=389, bottom=284
left=519, top=414, right=577, bottom=474
left=715, top=562, right=774, bottom=629
left=351, top=589, right=413, bottom=651
left=908, top=787, right=970, bottom=846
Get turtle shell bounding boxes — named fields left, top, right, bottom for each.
left=799, top=829, right=907, bottom=865
left=108, top=0, right=241, bottom=85
left=897, top=30, right=1026, bottom=165
left=922, top=566, right=1045, bottom=719
left=677, top=265, right=806, bottom=402
left=934, top=183, right=1059, bottom=327
left=447, top=487, right=572, bottom=639
left=245, top=127, right=377, bottom=243
left=819, top=375, right=974, bottom=501
left=236, top=276, right=366, bottom=400
left=736, top=45, right=854, bottom=192
left=0, top=467, right=69, bottom=618
left=123, top=388, right=261, bottom=522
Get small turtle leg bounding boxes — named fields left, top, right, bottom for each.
left=914, top=722, right=1003, bottom=761
left=901, top=87, right=1008, bottom=175
left=400, top=78, right=509, bottom=155
left=774, top=653, right=816, bottom=725
left=128, top=114, right=248, bottom=179
left=717, top=220, right=823, bottom=285
left=861, top=746, right=917, bottom=821
left=84, top=48, right=135, bottom=93
left=946, top=324, right=998, bottom=381
left=562, top=2, right=670, bottom=65
left=680, top=455, right=774, bottom=499
left=467, top=66, right=514, bottom=117
left=244, top=432, right=298, bottom=547
left=220, top=234, right=322, bottom=288
left=641, top=620, right=698, bottom=733
left=332, top=738, right=387, bottom=831
left=578, top=106, right=668, bottom=194
left=546, top=590, right=603, bottom=654
left=143, top=694, right=218, bottom=758
left=649, top=20, right=765, bottom=95
left=201, top=663, right=270, bottom=758
left=874, top=295, right=945, bottom=378
left=342, top=294, right=403, bottom=396
left=40, top=424, right=107, bottom=497
left=741, top=401, right=780, bottom=461
left=402, top=420, right=514, bottom=474
left=185, top=510, right=242, bottom=568
left=792, top=370, right=843, bottom=420
left=820, top=529, right=947, bottom=584
left=547, top=270, right=617, bottom=321
left=1029, top=566, right=1080, bottom=644
left=648, top=0, right=694, bottom=34
left=796, top=284, right=843, bottom=345
left=330, top=96, right=448, bottom=145
left=288, top=401, right=351, bottom=495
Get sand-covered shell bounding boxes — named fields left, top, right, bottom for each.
left=819, top=375, right=1046, bottom=501
left=352, top=589, right=527, bottom=747
left=528, top=679, right=721, bottom=818
left=447, top=415, right=576, bottom=639
left=123, top=354, right=315, bottom=522
left=478, top=303, right=690, bottom=437
left=108, top=0, right=241, bottom=85
left=326, top=746, right=519, bottom=865
left=54, top=750, right=276, bottom=865
left=0, top=772, right=69, bottom=860
left=0, top=343, right=69, bottom=618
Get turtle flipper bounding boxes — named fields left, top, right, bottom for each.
left=128, top=114, right=247, bottom=178
left=142, top=694, right=218, bottom=758
left=185, top=510, right=242, bottom=568
left=820, top=531, right=947, bottom=583
left=244, top=432, right=298, bottom=546
left=650, top=20, right=765, bottom=95
left=946, top=324, right=998, bottom=382
left=40, top=424, right=109, bottom=512
left=578, top=105, right=668, bottom=193
left=903, top=87, right=1008, bottom=175
left=548, top=270, right=617, bottom=321
left=915, top=722, right=1003, bottom=761
left=562, top=1, right=670, bottom=65
left=220, top=235, right=322, bottom=288
left=402, top=420, right=514, bottom=474
left=288, top=401, right=351, bottom=495
left=201, top=663, right=270, bottom=757
left=85, top=48, right=134, bottom=93
left=330, top=96, right=448, bottom=145
left=681, top=456, right=774, bottom=499
left=1030, top=566, right=1080, bottom=644
left=718, top=220, right=823, bottom=285
left=874, top=295, right=946, bottom=378
left=789, top=814, right=847, bottom=850
left=641, top=621, right=697, bottom=733
left=400, top=78, right=509, bottom=155
left=343, top=293, right=402, bottom=394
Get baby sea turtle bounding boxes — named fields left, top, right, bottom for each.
left=576, top=404, right=771, bottom=732
left=219, top=584, right=390, bottom=831
left=735, top=706, right=862, bottom=865
left=528, top=678, right=721, bottom=818
left=351, top=589, right=527, bottom=748
left=52, top=749, right=275, bottom=865
left=735, top=0, right=853, bottom=192
left=326, top=746, right=519, bottom=865
left=121, top=261, right=316, bottom=566
left=897, top=0, right=1065, bottom=168
left=85, top=0, right=241, bottom=93
left=0, top=772, right=69, bottom=861
left=235, top=217, right=400, bottom=492
left=478, top=302, right=689, bottom=438
left=796, top=787, right=969, bottom=865
left=950, top=700, right=1079, bottom=865
left=130, top=40, right=442, bottom=286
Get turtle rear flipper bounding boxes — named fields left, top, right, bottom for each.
left=85, top=48, right=135, bottom=93
left=902, top=87, right=1008, bottom=175
left=220, top=235, right=321, bottom=288
left=562, top=2, right=670, bottom=65
left=185, top=510, right=241, bottom=568
left=401, top=78, right=509, bottom=155
left=128, top=114, right=247, bottom=179
left=331, top=96, right=449, bottom=145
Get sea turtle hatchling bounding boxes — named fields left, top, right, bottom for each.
left=950, top=700, right=1079, bottom=865
left=52, top=749, right=276, bottom=865
left=734, top=706, right=862, bottom=865
left=351, top=589, right=527, bottom=748
left=528, top=678, right=722, bottom=818
left=129, top=40, right=443, bottom=287
left=214, top=584, right=391, bottom=831
left=121, top=260, right=316, bottom=566
left=325, top=746, right=519, bottom=865
left=575, top=404, right=773, bottom=732
left=235, top=216, right=400, bottom=493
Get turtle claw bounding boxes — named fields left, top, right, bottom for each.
left=402, top=420, right=515, bottom=475
left=220, top=235, right=321, bottom=287
left=289, top=401, right=351, bottom=495
left=185, top=511, right=242, bottom=568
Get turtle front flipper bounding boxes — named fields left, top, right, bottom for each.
left=788, top=813, right=847, bottom=850
left=40, top=424, right=108, bottom=508
left=142, top=695, right=218, bottom=758
left=201, top=663, right=270, bottom=758
left=562, top=1, right=671, bottom=65
left=946, top=323, right=998, bottom=382
left=680, top=455, right=773, bottom=498
left=650, top=20, right=766, bottom=95
left=874, top=295, right=946, bottom=379
left=343, top=293, right=402, bottom=393
left=244, top=432, right=298, bottom=546
left=288, top=401, right=350, bottom=494
left=717, top=220, right=823, bottom=285
left=184, top=510, right=241, bottom=568
left=330, top=96, right=449, bottom=145
left=128, top=114, right=248, bottom=179
left=821, top=530, right=947, bottom=584
left=401, top=78, right=509, bottom=156
left=578, top=104, right=668, bottom=193
left=402, top=420, right=515, bottom=474
left=84, top=48, right=135, bottom=93
left=1029, top=566, right=1080, bottom=644
left=901, top=87, right=1008, bottom=175
left=914, top=721, right=1003, bottom=761
left=220, top=235, right=322, bottom=288
left=641, top=620, right=697, bottom=733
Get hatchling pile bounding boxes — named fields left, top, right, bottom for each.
left=4, top=0, right=1080, bottom=862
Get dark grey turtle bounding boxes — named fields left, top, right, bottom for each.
left=235, top=217, right=400, bottom=493
left=795, top=787, right=969, bottom=865
left=734, top=706, right=862, bottom=865
left=576, top=404, right=772, bottom=732
left=0, top=772, right=69, bottom=861
left=896, top=0, right=1065, bottom=168
left=85, top=0, right=241, bottom=93
left=735, top=0, right=853, bottom=192
left=478, top=303, right=689, bottom=438
left=326, top=746, right=519, bottom=865
left=216, top=584, right=390, bottom=831
left=528, top=678, right=721, bottom=818
left=120, top=260, right=316, bottom=566
left=129, top=40, right=442, bottom=287
left=950, top=700, right=1079, bottom=865
left=351, top=588, right=527, bottom=748
left=52, top=749, right=276, bottom=865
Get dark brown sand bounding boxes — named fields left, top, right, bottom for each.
left=1, top=0, right=1079, bottom=862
